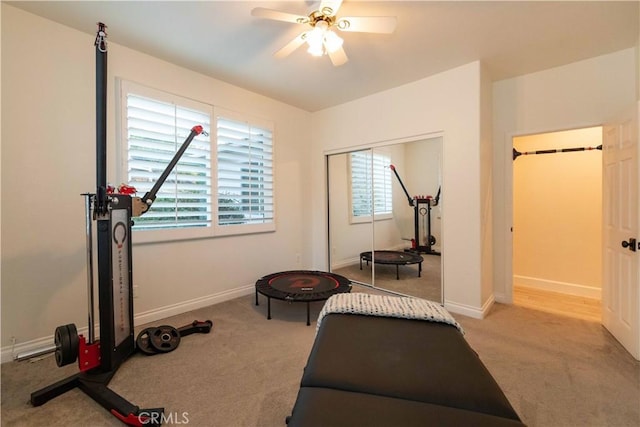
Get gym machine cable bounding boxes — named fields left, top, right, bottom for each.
left=30, top=23, right=212, bottom=427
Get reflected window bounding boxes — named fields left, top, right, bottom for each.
left=349, top=151, right=392, bottom=223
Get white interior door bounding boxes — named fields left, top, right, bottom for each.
left=602, top=103, right=640, bottom=361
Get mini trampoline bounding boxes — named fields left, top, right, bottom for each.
left=360, top=250, right=424, bottom=280
left=255, top=270, right=352, bottom=325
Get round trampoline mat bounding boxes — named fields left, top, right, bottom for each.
left=255, top=270, right=352, bottom=302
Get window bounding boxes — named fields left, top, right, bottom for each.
left=349, top=151, right=392, bottom=223
left=119, top=81, right=275, bottom=242
left=214, top=111, right=274, bottom=235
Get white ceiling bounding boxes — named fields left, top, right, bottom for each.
left=7, top=1, right=639, bottom=112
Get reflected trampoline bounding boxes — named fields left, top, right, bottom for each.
left=360, top=250, right=424, bottom=280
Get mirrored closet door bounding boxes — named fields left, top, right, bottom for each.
left=327, top=137, right=444, bottom=303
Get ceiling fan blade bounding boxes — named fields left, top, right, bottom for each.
left=328, top=46, right=348, bottom=67
left=319, top=0, right=343, bottom=17
left=274, top=33, right=307, bottom=59
left=335, top=16, right=397, bottom=34
left=252, top=7, right=309, bottom=24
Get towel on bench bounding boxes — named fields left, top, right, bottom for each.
left=317, top=292, right=463, bottom=334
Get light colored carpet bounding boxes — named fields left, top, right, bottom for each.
left=333, top=253, right=442, bottom=302
left=1, top=286, right=639, bottom=426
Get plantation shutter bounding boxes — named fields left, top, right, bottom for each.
left=372, top=153, right=393, bottom=215
left=350, top=151, right=392, bottom=219
left=126, top=93, right=212, bottom=230
left=216, top=116, right=274, bottom=227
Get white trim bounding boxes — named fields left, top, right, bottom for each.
left=514, top=275, right=602, bottom=300
left=445, top=295, right=494, bottom=319
left=323, top=131, right=445, bottom=157
left=1, top=285, right=254, bottom=364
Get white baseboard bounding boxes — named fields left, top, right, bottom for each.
left=331, top=257, right=360, bottom=270
left=513, top=275, right=601, bottom=300
left=445, top=295, right=494, bottom=320
left=1, top=284, right=254, bottom=364
left=133, top=284, right=254, bottom=326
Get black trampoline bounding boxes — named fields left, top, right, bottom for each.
left=360, top=250, right=424, bottom=280
left=255, top=270, right=352, bottom=325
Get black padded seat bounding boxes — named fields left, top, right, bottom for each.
left=299, top=314, right=521, bottom=422
left=288, top=387, right=525, bottom=427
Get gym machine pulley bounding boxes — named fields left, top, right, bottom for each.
left=30, top=23, right=212, bottom=426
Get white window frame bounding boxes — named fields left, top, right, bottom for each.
left=117, top=80, right=275, bottom=243
left=348, top=151, right=393, bottom=224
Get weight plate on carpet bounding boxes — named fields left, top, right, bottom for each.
left=54, top=323, right=79, bottom=367
left=149, top=325, right=181, bottom=353
left=136, top=327, right=159, bottom=355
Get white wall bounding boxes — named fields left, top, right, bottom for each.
left=310, top=62, right=488, bottom=318
left=1, top=5, right=312, bottom=359
left=492, top=48, right=637, bottom=302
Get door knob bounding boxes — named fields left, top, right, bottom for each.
left=621, top=238, right=637, bottom=252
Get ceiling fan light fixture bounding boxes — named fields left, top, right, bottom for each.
left=253, top=1, right=396, bottom=66
left=307, top=41, right=324, bottom=57
left=306, top=25, right=325, bottom=56
left=324, top=30, right=343, bottom=53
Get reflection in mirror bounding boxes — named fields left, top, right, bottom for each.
left=328, top=137, right=443, bottom=304
left=372, top=139, right=442, bottom=302
left=328, top=150, right=373, bottom=286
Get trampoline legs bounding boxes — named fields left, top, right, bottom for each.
left=256, top=292, right=272, bottom=320
left=306, top=303, right=310, bottom=326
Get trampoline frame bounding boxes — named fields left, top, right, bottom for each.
left=255, top=270, right=351, bottom=325
left=359, top=250, right=424, bottom=280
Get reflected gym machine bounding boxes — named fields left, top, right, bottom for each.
left=30, top=23, right=212, bottom=426
left=390, top=164, right=441, bottom=256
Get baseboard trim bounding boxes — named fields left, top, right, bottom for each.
left=1, top=284, right=254, bottom=364
left=133, top=284, right=254, bottom=326
left=513, top=275, right=601, bottom=300
left=331, top=257, right=360, bottom=270
left=445, top=295, right=495, bottom=320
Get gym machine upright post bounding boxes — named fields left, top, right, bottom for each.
left=30, top=23, right=212, bottom=427
left=389, top=164, right=441, bottom=256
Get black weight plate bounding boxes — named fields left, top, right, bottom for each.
left=136, top=327, right=159, bottom=355
left=66, top=324, right=79, bottom=361
left=54, top=324, right=78, bottom=367
left=149, top=325, right=181, bottom=353
left=54, top=326, right=64, bottom=367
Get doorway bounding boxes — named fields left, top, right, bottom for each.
left=511, top=127, right=603, bottom=321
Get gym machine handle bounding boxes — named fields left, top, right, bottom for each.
left=389, top=164, right=414, bottom=207
left=136, top=125, right=208, bottom=216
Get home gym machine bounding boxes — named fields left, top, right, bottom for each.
left=30, top=23, right=212, bottom=426
left=389, top=164, right=441, bottom=256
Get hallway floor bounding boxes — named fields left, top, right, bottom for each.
left=513, top=285, right=601, bottom=322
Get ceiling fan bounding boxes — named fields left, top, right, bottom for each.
left=252, top=0, right=397, bottom=66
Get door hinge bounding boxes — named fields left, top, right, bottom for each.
left=621, top=237, right=638, bottom=252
